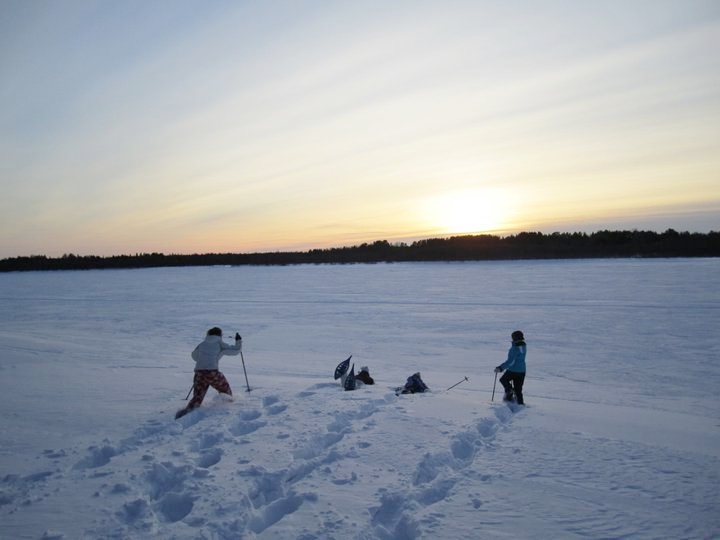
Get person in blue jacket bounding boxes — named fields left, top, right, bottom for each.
left=495, top=330, right=527, bottom=404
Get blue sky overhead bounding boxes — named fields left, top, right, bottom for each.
left=1, top=0, right=719, bottom=257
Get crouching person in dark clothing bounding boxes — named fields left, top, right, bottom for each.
left=399, top=372, right=429, bottom=395
left=495, top=330, right=527, bottom=405
left=356, top=366, right=374, bottom=385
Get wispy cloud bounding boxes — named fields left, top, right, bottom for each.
left=1, top=1, right=719, bottom=256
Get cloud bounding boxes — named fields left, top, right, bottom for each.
left=1, top=2, right=719, bottom=257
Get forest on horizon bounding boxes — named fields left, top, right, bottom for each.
left=1, top=229, right=718, bottom=272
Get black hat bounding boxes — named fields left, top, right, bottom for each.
left=511, top=330, right=524, bottom=341
left=208, top=327, right=222, bottom=336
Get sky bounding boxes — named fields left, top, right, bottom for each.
left=1, top=0, right=719, bottom=258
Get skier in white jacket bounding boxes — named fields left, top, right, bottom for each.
left=176, top=327, right=242, bottom=419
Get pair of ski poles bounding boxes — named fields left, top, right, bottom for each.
left=184, top=348, right=252, bottom=400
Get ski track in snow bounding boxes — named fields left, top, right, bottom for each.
left=2, top=378, right=717, bottom=539
left=0, top=381, right=528, bottom=539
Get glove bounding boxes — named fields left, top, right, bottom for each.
left=235, top=332, right=242, bottom=341
left=494, top=366, right=503, bottom=373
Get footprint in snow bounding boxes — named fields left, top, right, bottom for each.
left=42, top=449, right=67, bottom=460
left=239, top=409, right=262, bottom=421
left=196, top=447, right=223, bottom=468
left=157, top=492, right=195, bottom=523
left=190, top=430, right=226, bottom=451
left=261, top=394, right=288, bottom=415
left=74, top=445, right=118, bottom=470
left=247, top=491, right=317, bottom=535
left=230, top=416, right=267, bottom=437
left=265, top=403, right=288, bottom=415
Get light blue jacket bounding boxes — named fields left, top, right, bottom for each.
left=500, top=342, right=526, bottom=373
left=191, top=335, right=242, bottom=371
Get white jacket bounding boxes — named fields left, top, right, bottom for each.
left=191, top=335, right=242, bottom=371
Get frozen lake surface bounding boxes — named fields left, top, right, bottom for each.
left=1, top=259, right=718, bottom=539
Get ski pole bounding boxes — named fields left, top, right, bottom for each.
left=446, top=376, right=468, bottom=391
left=240, top=350, right=251, bottom=392
left=491, top=371, right=498, bottom=402
left=184, top=382, right=193, bottom=400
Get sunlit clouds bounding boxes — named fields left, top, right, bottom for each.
left=1, top=1, right=719, bottom=257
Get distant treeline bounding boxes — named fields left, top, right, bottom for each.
left=1, top=229, right=718, bottom=272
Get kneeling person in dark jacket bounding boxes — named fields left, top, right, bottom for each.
left=400, top=372, right=429, bottom=394
left=356, top=366, right=374, bottom=385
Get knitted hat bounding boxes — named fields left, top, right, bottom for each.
left=511, top=330, right=524, bottom=341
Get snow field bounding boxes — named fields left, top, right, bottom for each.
left=0, top=259, right=719, bottom=539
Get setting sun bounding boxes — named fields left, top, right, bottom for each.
left=426, top=189, right=512, bottom=235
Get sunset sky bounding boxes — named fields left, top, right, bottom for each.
left=1, top=0, right=719, bottom=258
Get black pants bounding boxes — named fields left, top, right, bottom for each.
left=499, top=370, right=525, bottom=404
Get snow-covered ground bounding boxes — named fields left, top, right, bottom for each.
left=0, top=259, right=718, bottom=539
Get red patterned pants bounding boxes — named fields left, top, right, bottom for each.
left=187, top=370, right=232, bottom=410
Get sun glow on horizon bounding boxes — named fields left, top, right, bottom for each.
left=425, top=188, right=514, bottom=236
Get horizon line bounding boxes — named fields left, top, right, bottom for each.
left=3, top=227, right=717, bottom=261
